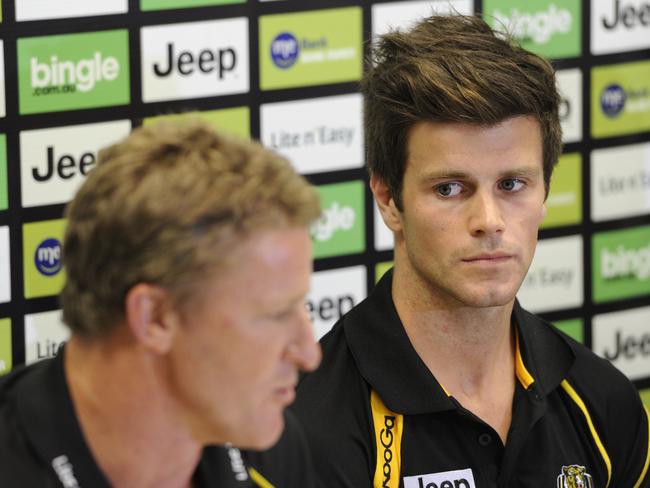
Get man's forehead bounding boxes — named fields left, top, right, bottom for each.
left=404, top=117, right=543, bottom=171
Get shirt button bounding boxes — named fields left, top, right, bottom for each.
left=478, top=433, right=492, bottom=446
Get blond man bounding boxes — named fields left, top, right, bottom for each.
left=0, top=120, right=321, bottom=487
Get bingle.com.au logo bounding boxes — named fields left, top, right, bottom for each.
left=18, top=30, right=129, bottom=114
left=492, top=4, right=572, bottom=44
left=31, top=52, right=119, bottom=96
left=311, top=202, right=355, bottom=242
left=601, top=242, right=650, bottom=281
left=34, top=238, right=62, bottom=277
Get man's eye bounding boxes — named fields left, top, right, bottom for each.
left=500, top=179, right=524, bottom=192
left=436, top=182, right=463, bottom=197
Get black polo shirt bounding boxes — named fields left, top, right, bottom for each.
left=293, top=270, right=650, bottom=488
left=0, top=349, right=314, bottom=488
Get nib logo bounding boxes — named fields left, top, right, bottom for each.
left=31, top=53, right=119, bottom=94
left=601, top=243, right=650, bottom=280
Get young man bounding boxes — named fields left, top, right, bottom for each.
left=293, top=14, right=650, bottom=488
left=0, top=120, right=321, bottom=487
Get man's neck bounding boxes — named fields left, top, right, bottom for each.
left=64, top=334, right=202, bottom=488
left=391, top=262, right=517, bottom=442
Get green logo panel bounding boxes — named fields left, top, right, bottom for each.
left=592, top=60, right=650, bottom=139
left=593, top=225, right=650, bottom=303
left=23, top=219, right=67, bottom=299
left=483, top=0, right=581, bottom=59
left=141, top=0, right=244, bottom=10
left=542, top=152, right=582, bottom=229
left=553, top=318, right=583, bottom=343
left=312, top=180, right=365, bottom=259
left=0, top=318, right=10, bottom=375
left=144, top=106, right=250, bottom=139
left=18, top=30, right=130, bottom=114
left=260, top=7, right=363, bottom=90
left=0, top=134, right=6, bottom=211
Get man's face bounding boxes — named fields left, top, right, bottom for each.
left=379, top=115, right=547, bottom=308
left=166, top=227, right=320, bottom=449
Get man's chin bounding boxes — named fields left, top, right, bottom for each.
left=231, top=414, right=285, bottom=451
left=455, top=286, right=518, bottom=309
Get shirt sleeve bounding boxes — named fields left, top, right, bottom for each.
left=608, top=383, right=650, bottom=487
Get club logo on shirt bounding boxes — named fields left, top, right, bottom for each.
left=556, top=465, right=593, bottom=488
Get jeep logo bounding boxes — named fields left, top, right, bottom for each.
left=602, top=0, right=650, bottom=30
left=404, top=469, right=476, bottom=488
left=416, top=479, right=471, bottom=488
left=603, top=330, right=650, bottom=361
left=153, top=43, right=237, bottom=79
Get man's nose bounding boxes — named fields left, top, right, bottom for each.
left=467, top=190, right=505, bottom=237
left=286, top=307, right=321, bottom=372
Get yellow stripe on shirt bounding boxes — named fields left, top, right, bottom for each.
left=248, top=467, right=275, bottom=488
left=561, top=379, right=612, bottom=487
left=633, top=406, right=650, bottom=488
left=371, top=390, right=403, bottom=488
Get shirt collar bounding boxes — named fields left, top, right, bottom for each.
left=12, top=348, right=241, bottom=487
left=344, top=269, right=575, bottom=415
left=13, top=348, right=111, bottom=487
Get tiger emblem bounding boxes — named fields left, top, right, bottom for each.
left=557, top=465, right=594, bottom=488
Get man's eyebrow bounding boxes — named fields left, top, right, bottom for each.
left=420, top=166, right=542, bottom=182
left=499, top=166, right=543, bottom=178
left=420, top=170, right=470, bottom=182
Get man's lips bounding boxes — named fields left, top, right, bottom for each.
left=462, top=252, right=513, bottom=263
left=274, top=384, right=296, bottom=405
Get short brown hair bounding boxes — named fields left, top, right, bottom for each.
left=61, top=119, right=320, bottom=337
left=363, top=14, right=562, bottom=208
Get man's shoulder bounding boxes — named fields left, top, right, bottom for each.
left=560, top=326, right=642, bottom=411
left=0, top=362, right=60, bottom=487
left=295, top=314, right=369, bottom=410
left=241, top=410, right=315, bottom=487
left=521, top=307, right=639, bottom=402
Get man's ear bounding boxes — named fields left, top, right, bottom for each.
left=370, top=173, right=402, bottom=233
left=124, top=284, right=180, bottom=355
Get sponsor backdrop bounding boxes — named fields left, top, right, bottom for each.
left=0, top=0, right=649, bottom=401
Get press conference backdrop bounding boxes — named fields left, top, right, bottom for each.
left=0, top=0, right=649, bottom=401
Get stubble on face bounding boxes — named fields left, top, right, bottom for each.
left=393, top=116, right=547, bottom=311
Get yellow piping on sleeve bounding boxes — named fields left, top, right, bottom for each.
left=561, top=379, right=612, bottom=487
left=248, top=467, right=275, bottom=488
left=633, top=406, right=650, bottom=488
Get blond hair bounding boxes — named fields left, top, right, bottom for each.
left=61, top=119, right=320, bottom=336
